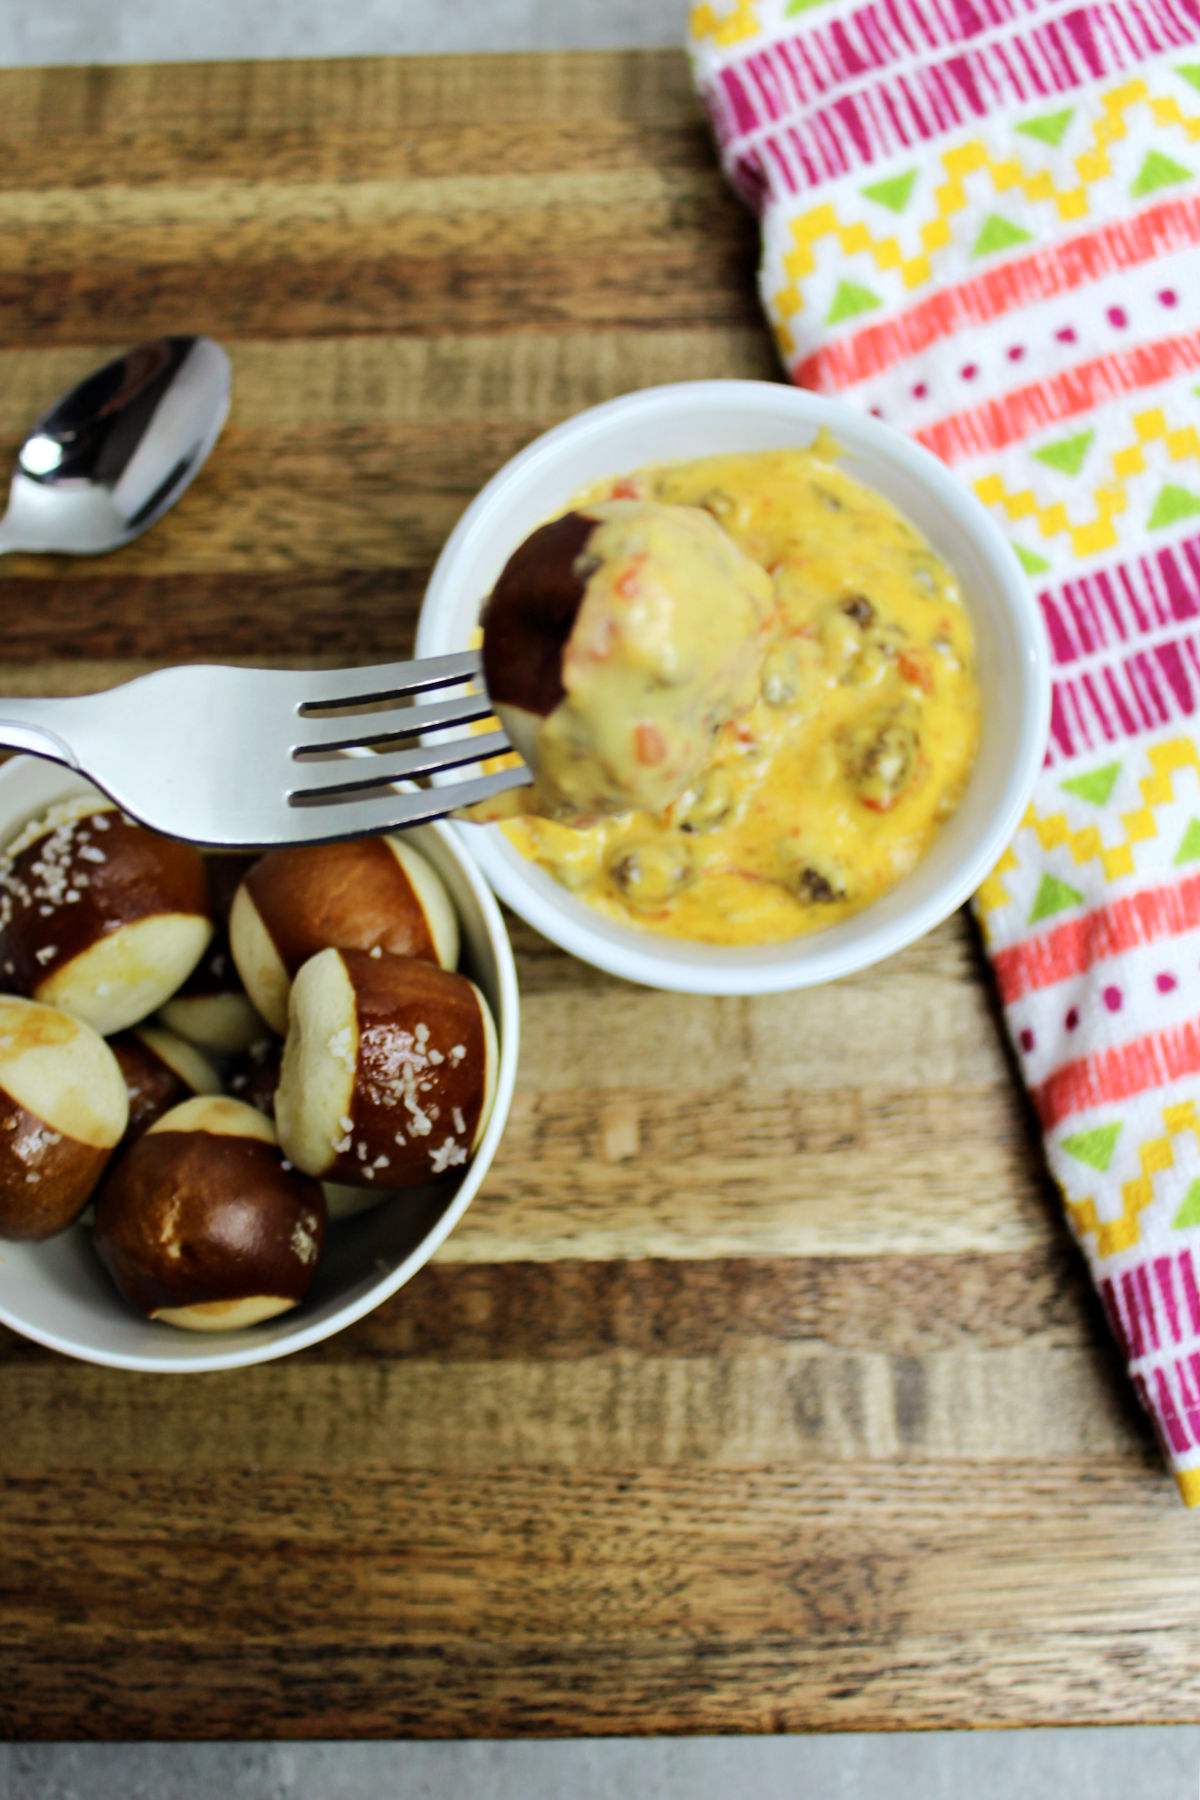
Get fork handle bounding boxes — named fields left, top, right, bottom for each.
left=0, top=697, right=82, bottom=770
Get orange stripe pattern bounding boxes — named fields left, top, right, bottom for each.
left=994, top=870, right=1200, bottom=1002
left=1034, top=1019, right=1200, bottom=1130
left=914, top=329, right=1200, bottom=464
left=795, top=195, right=1200, bottom=394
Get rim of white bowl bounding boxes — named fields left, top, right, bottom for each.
left=0, top=756, right=521, bottom=1371
left=418, top=379, right=1050, bottom=994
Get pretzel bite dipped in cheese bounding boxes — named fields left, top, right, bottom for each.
left=274, top=947, right=497, bottom=1190
left=108, top=1024, right=222, bottom=1145
left=0, top=798, right=213, bottom=1036
left=478, top=500, right=773, bottom=822
left=92, top=1095, right=326, bottom=1331
left=229, top=837, right=459, bottom=1036
left=0, top=995, right=128, bottom=1240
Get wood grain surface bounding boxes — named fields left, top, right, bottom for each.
left=1, top=49, right=1197, bottom=1742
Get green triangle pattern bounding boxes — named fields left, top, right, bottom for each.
left=786, top=0, right=834, bottom=14
left=1030, top=872, right=1084, bottom=923
left=1132, top=150, right=1194, bottom=196
left=1061, top=1123, right=1122, bottom=1174
left=826, top=280, right=882, bottom=324
left=1013, top=542, right=1051, bottom=575
left=1015, top=107, right=1075, bottom=147
left=1176, top=64, right=1200, bottom=93
left=1061, top=760, right=1121, bottom=805
left=1148, top=484, right=1200, bottom=530
left=1033, top=429, right=1094, bottom=478
left=971, top=214, right=1034, bottom=258
left=860, top=169, right=918, bottom=213
left=1173, top=1178, right=1200, bottom=1229
left=1175, top=818, right=1200, bottom=864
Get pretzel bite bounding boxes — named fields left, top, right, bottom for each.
left=321, top=1181, right=390, bottom=1222
left=0, top=995, right=128, bottom=1240
left=108, top=1024, right=222, bottom=1144
left=229, top=837, right=459, bottom=1035
left=157, top=852, right=265, bottom=1056
left=157, top=937, right=266, bottom=1056
left=479, top=500, right=772, bottom=820
left=274, top=947, right=497, bottom=1188
left=0, top=798, right=213, bottom=1035
left=92, top=1094, right=326, bottom=1331
left=228, top=1035, right=283, bottom=1121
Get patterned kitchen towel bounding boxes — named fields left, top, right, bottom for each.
left=687, top=0, right=1200, bottom=1501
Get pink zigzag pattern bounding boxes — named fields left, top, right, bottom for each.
left=1040, top=533, right=1200, bottom=667
left=1048, top=628, right=1200, bottom=760
left=1139, top=1359, right=1200, bottom=1455
left=701, top=0, right=1200, bottom=198
left=1101, top=1254, right=1200, bottom=1359
left=704, top=0, right=1077, bottom=145
left=1101, top=1260, right=1200, bottom=1456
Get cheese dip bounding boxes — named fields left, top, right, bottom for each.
left=479, top=445, right=981, bottom=947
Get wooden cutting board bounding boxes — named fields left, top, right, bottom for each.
left=1, top=49, right=1197, bottom=1740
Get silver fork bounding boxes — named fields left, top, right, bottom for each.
left=0, top=652, right=532, bottom=848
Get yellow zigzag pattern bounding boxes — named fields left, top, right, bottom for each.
left=974, top=844, right=1018, bottom=938
left=1067, top=1101, right=1200, bottom=1257
left=975, top=410, right=1200, bottom=558
left=690, top=0, right=761, bottom=47
left=773, top=79, right=1199, bottom=341
left=975, top=738, right=1200, bottom=921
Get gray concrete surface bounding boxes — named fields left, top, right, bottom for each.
left=0, top=1, right=1194, bottom=1793
left=3, top=1731, right=1200, bottom=1799
left=0, top=0, right=691, bottom=69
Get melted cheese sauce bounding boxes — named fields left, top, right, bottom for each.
left=490, top=446, right=981, bottom=947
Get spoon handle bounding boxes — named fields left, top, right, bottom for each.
left=0, top=516, right=29, bottom=556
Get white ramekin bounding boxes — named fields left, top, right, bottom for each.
left=0, top=756, right=520, bottom=1370
left=417, top=379, right=1050, bottom=995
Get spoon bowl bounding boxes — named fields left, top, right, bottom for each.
left=0, top=335, right=232, bottom=556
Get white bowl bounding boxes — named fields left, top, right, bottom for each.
left=418, top=379, right=1050, bottom=994
left=0, top=756, right=520, bottom=1370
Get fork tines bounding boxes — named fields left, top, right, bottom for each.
left=297, top=649, right=485, bottom=713
left=289, top=730, right=514, bottom=803
left=288, top=649, right=520, bottom=808
left=293, top=688, right=498, bottom=757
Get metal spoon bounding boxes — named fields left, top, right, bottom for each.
left=0, top=334, right=232, bottom=556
